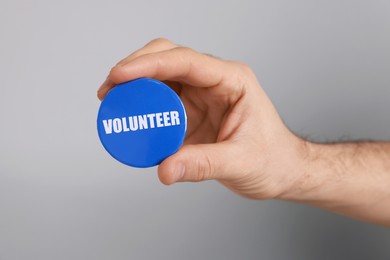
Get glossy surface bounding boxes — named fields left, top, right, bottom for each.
left=97, top=78, right=187, bottom=167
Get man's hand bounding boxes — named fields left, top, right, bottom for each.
left=98, top=38, right=305, bottom=200
left=98, top=38, right=390, bottom=226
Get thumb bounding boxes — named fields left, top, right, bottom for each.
left=158, top=143, right=237, bottom=185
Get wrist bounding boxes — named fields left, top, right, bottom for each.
left=276, top=140, right=390, bottom=226
left=276, top=139, right=332, bottom=203
left=278, top=140, right=388, bottom=207
left=263, top=134, right=316, bottom=201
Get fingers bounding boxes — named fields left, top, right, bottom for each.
left=97, top=38, right=177, bottom=100
left=98, top=39, right=240, bottom=101
left=98, top=77, right=116, bottom=100
left=158, top=143, right=240, bottom=185
left=116, top=38, right=177, bottom=66
left=108, top=47, right=231, bottom=88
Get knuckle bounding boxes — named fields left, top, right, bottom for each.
left=227, top=61, right=257, bottom=91
left=147, top=37, right=176, bottom=47
left=109, top=65, right=125, bottom=82
left=148, top=37, right=168, bottom=44
left=196, top=152, right=214, bottom=181
left=231, top=61, right=254, bottom=75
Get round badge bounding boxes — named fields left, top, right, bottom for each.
left=97, top=78, right=187, bottom=168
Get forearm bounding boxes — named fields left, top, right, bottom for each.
left=280, top=141, right=390, bottom=226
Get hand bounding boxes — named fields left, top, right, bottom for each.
left=98, top=38, right=390, bottom=226
left=97, top=38, right=305, bottom=200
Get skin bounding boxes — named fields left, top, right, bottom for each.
left=98, top=38, right=390, bottom=227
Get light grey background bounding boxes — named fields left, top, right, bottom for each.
left=0, top=0, right=389, bottom=259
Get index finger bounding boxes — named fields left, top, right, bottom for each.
left=98, top=38, right=177, bottom=100
left=103, top=47, right=238, bottom=97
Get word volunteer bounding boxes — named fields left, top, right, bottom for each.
left=102, top=111, right=181, bottom=134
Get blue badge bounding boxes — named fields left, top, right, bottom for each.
left=97, top=78, right=187, bottom=168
